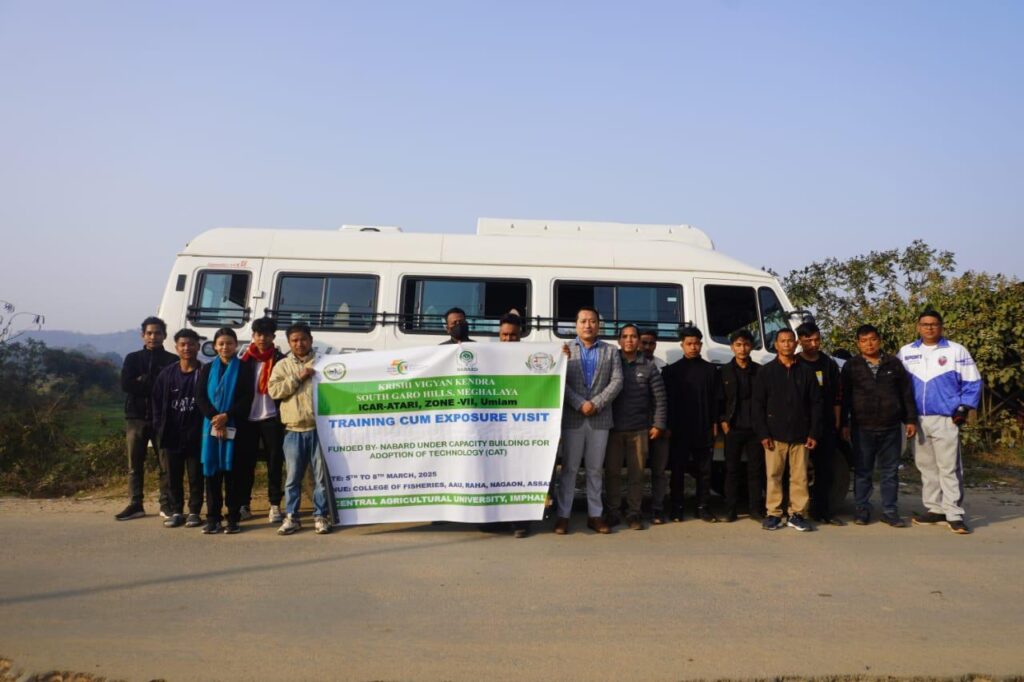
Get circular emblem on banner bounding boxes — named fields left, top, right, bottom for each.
left=526, top=352, right=555, bottom=373
left=457, top=349, right=477, bottom=371
left=322, top=363, right=347, bottom=381
left=387, top=359, right=409, bottom=375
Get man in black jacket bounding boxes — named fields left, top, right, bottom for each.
left=797, top=322, right=845, bottom=526
left=718, top=329, right=765, bottom=522
left=662, top=326, right=721, bottom=522
left=841, top=324, right=918, bottom=527
left=752, top=328, right=822, bottom=532
left=115, top=316, right=178, bottom=521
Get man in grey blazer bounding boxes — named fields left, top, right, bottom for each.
left=555, top=307, right=623, bottom=534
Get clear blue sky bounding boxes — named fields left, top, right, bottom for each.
left=1, top=1, right=1021, bottom=333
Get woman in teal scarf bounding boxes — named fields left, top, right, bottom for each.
left=196, top=328, right=254, bottom=534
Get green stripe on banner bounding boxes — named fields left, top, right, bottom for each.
left=336, top=492, right=547, bottom=509
left=319, top=374, right=561, bottom=415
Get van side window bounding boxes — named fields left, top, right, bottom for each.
left=271, top=274, right=378, bottom=331
left=189, top=270, right=251, bottom=327
left=553, top=282, right=682, bottom=338
left=400, top=277, right=529, bottom=335
left=704, top=284, right=762, bottom=349
left=758, top=287, right=788, bottom=349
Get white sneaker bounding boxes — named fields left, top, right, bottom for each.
left=268, top=505, right=284, bottom=524
left=277, top=515, right=300, bottom=535
left=314, top=516, right=332, bottom=535
left=239, top=505, right=254, bottom=521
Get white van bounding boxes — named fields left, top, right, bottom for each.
left=156, top=217, right=804, bottom=363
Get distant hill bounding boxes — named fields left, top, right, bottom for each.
left=19, top=329, right=139, bottom=364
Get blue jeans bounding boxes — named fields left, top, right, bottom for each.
left=283, top=430, right=330, bottom=518
left=852, top=426, right=902, bottom=515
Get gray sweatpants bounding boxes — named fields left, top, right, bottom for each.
left=558, top=422, right=609, bottom=518
left=913, top=415, right=965, bottom=521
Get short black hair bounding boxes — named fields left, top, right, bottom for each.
left=498, top=313, right=522, bottom=329
left=141, top=316, right=167, bottom=334
left=444, top=307, right=467, bottom=323
left=677, top=325, right=703, bottom=342
left=776, top=328, right=797, bottom=341
left=618, top=323, right=639, bottom=338
left=855, top=324, right=881, bottom=339
left=918, top=309, right=944, bottom=324
left=576, top=306, right=600, bottom=320
left=639, top=329, right=658, bottom=339
left=173, top=328, right=200, bottom=342
left=729, top=329, right=755, bottom=344
left=833, top=348, right=853, bottom=361
left=251, top=317, right=278, bottom=335
left=213, top=327, right=237, bottom=342
left=285, top=323, right=313, bottom=339
left=796, top=321, right=821, bottom=338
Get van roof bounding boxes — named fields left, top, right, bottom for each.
left=181, top=226, right=769, bottom=279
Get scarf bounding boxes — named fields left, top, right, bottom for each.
left=241, top=343, right=276, bottom=394
left=200, top=357, right=240, bottom=476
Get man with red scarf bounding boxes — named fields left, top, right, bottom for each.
left=237, top=317, right=287, bottom=524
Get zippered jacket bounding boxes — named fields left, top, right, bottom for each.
left=751, top=358, right=822, bottom=443
left=611, top=353, right=667, bottom=432
left=121, top=347, right=178, bottom=420
left=897, top=338, right=982, bottom=417
left=840, top=354, right=917, bottom=430
left=268, top=351, right=319, bottom=432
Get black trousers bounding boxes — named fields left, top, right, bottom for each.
left=205, top=470, right=240, bottom=523
left=723, top=427, right=766, bottom=516
left=809, top=431, right=836, bottom=520
left=669, top=441, right=713, bottom=511
left=158, top=447, right=204, bottom=515
left=125, top=418, right=169, bottom=509
left=237, top=417, right=286, bottom=507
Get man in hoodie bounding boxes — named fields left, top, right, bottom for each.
left=150, top=328, right=205, bottom=528
left=662, top=326, right=721, bottom=522
left=115, top=316, right=178, bottom=521
left=237, top=317, right=287, bottom=524
left=268, top=323, right=332, bottom=536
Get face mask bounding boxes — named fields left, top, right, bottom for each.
left=450, top=320, right=469, bottom=340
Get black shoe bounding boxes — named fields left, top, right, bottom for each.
left=604, top=512, right=622, bottom=528
left=725, top=510, right=738, bottom=523
left=651, top=510, right=667, bottom=526
left=115, top=503, right=145, bottom=521
left=947, top=519, right=972, bottom=534
left=626, top=513, right=645, bottom=531
left=912, top=510, right=946, bottom=526
left=854, top=508, right=870, bottom=525
left=185, top=513, right=203, bottom=528
left=749, top=511, right=766, bottom=522
left=670, top=507, right=685, bottom=523
left=697, top=506, right=718, bottom=523
left=787, top=514, right=813, bottom=532
left=882, top=513, right=906, bottom=528
left=762, top=516, right=782, bottom=531
left=512, top=522, right=529, bottom=539
left=202, top=520, right=223, bottom=534
left=225, top=521, right=241, bottom=534
left=163, top=513, right=185, bottom=528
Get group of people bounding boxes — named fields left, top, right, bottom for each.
left=117, top=316, right=330, bottom=535
left=115, top=304, right=981, bottom=538
left=551, top=306, right=981, bottom=535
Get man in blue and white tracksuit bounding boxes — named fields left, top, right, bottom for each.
left=898, top=310, right=982, bottom=534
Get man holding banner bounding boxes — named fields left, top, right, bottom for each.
left=554, top=307, right=623, bottom=535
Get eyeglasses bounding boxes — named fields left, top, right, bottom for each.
left=919, top=322, right=942, bottom=328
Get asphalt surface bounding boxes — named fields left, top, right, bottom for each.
left=2, top=492, right=1023, bottom=681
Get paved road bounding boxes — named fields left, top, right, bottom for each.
left=2, top=492, right=1023, bottom=681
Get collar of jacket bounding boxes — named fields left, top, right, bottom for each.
left=911, top=337, right=949, bottom=349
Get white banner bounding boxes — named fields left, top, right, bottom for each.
left=314, top=343, right=566, bottom=525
